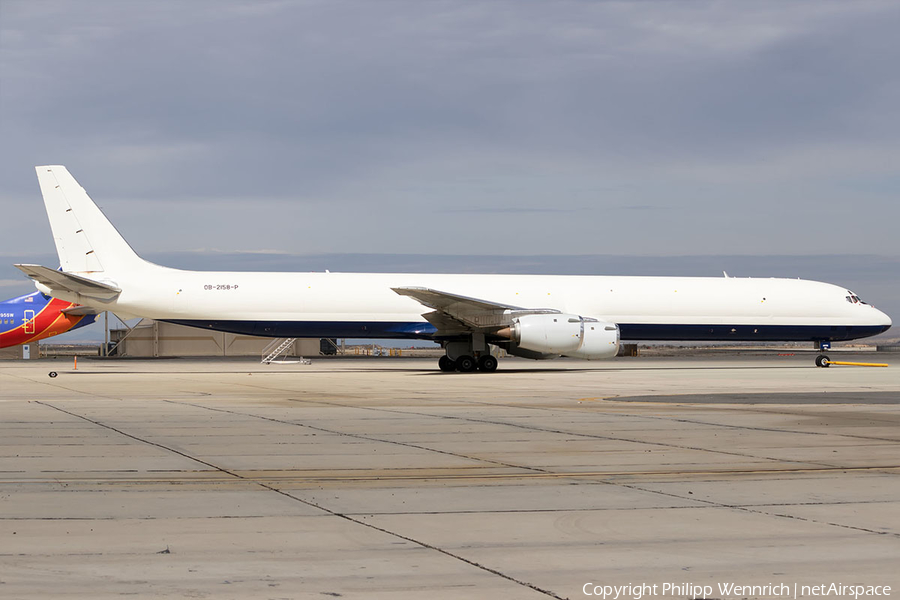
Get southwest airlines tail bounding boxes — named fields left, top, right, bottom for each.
left=0, top=291, right=97, bottom=348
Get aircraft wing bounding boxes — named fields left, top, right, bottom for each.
left=392, top=286, right=526, bottom=312
left=392, top=286, right=559, bottom=334
left=14, top=264, right=121, bottom=300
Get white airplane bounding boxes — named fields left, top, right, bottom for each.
left=16, top=166, right=892, bottom=372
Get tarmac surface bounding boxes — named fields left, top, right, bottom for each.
left=1, top=354, right=899, bottom=599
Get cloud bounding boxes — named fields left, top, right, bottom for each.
left=611, top=205, right=669, bottom=212
left=2, top=1, right=899, bottom=258
left=439, top=207, right=583, bottom=214
left=0, top=279, right=28, bottom=288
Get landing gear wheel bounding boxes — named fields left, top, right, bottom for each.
left=815, top=354, right=831, bottom=368
left=438, top=355, right=456, bottom=372
left=455, top=355, right=477, bottom=373
left=48, top=371, right=58, bottom=378
left=477, top=355, right=498, bottom=372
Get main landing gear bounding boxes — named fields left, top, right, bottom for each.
left=438, top=353, right=498, bottom=373
left=439, top=337, right=499, bottom=373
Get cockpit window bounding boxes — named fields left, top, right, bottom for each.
left=846, top=293, right=867, bottom=305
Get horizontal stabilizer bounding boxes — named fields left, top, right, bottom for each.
left=60, top=305, right=102, bottom=316
left=14, top=264, right=121, bottom=300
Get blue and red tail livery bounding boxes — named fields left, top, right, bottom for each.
left=0, top=291, right=96, bottom=349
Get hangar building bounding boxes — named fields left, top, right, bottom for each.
left=110, top=319, right=321, bottom=358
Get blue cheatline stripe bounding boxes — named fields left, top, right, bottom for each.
left=162, top=320, right=439, bottom=339
left=161, top=319, right=890, bottom=343
left=617, top=323, right=889, bottom=342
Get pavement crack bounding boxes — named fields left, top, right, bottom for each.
left=164, top=399, right=550, bottom=475
left=275, top=396, right=830, bottom=470
left=34, top=401, right=242, bottom=479
left=31, top=400, right=565, bottom=599
left=618, top=482, right=900, bottom=539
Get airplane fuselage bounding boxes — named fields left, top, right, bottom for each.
left=41, top=265, right=891, bottom=343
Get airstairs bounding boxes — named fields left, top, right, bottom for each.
left=261, top=338, right=310, bottom=364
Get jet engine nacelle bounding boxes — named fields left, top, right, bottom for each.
left=499, top=314, right=619, bottom=360
left=503, top=341, right=559, bottom=360
left=567, top=319, right=620, bottom=360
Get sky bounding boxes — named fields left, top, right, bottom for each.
left=0, top=0, right=898, bottom=339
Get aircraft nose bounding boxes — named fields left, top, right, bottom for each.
left=875, top=307, right=892, bottom=332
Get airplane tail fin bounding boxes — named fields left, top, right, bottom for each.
left=34, top=166, right=143, bottom=275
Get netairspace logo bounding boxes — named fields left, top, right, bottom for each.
left=582, top=582, right=892, bottom=599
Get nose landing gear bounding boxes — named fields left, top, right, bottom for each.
left=815, top=341, right=831, bottom=367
